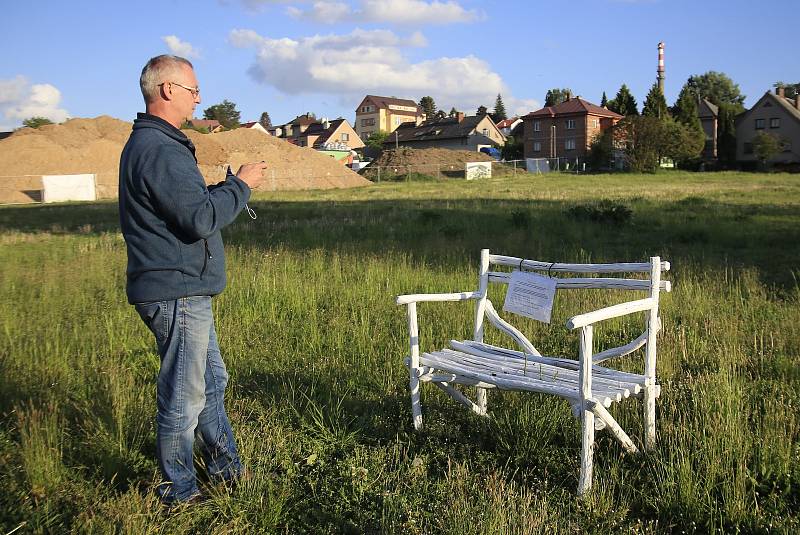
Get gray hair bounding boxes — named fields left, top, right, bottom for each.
left=139, top=55, right=194, bottom=103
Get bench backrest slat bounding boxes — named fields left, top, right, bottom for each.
left=489, top=254, right=670, bottom=274
left=488, top=272, right=671, bottom=292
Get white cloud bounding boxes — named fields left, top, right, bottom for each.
left=0, top=76, right=69, bottom=129
left=287, top=0, right=481, bottom=25
left=162, top=35, right=201, bottom=59
left=229, top=28, right=517, bottom=113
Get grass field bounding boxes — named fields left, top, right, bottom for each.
left=1, top=171, right=798, bottom=533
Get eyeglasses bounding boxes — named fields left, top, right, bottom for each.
left=161, top=81, right=200, bottom=98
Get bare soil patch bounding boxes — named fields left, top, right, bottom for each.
left=0, top=116, right=369, bottom=204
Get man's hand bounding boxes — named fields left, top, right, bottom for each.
left=236, top=162, right=268, bottom=190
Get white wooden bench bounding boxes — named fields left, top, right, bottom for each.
left=396, top=249, right=671, bottom=495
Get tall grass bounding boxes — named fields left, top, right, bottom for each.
left=0, top=171, right=798, bottom=532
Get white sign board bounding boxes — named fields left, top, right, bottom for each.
left=42, top=174, right=96, bottom=203
left=465, top=161, right=491, bottom=180
left=502, top=270, right=557, bottom=323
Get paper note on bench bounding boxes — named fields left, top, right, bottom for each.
left=503, top=270, right=557, bottom=323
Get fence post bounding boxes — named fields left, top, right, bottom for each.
left=377, top=166, right=381, bottom=182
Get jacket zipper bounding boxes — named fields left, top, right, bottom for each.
left=201, top=239, right=212, bottom=277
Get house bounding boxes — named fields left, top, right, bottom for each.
left=384, top=112, right=506, bottom=151
left=697, top=98, right=718, bottom=160
left=185, top=119, right=223, bottom=133
left=522, top=96, right=623, bottom=159
left=736, top=87, right=800, bottom=164
left=270, top=113, right=317, bottom=140
left=271, top=116, right=364, bottom=151
left=354, top=95, right=424, bottom=141
left=495, top=117, right=522, bottom=137
left=239, top=122, right=270, bottom=134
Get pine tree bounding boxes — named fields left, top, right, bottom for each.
left=203, top=100, right=241, bottom=129
left=259, top=111, right=272, bottom=129
left=600, top=92, right=608, bottom=108
left=609, top=84, right=638, bottom=116
left=476, top=105, right=488, bottom=116
left=493, top=94, right=508, bottom=122
left=642, top=83, right=670, bottom=120
left=448, top=107, right=458, bottom=118
left=418, top=96, right=436, bottom=120
left=544, top=88, right=571, bottom=107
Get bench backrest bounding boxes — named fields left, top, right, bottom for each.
left=473, top=250, right=670, bottom=377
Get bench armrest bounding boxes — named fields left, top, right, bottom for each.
left=566, top=297, right=655, bottom=330
left=396, top=291, right=479, bottom=306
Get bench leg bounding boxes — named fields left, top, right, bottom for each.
left=644, top=385, right=657, bottom=449
left=578, top=405, right=595, bottom=496
left=410, top=371, right=423, bottom=431
left=476, top=387, right=488, bottom=414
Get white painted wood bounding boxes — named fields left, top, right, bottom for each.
left=451, top=340, right=651, bottom=385
left=592, top=329, right=648, bottom=363
left=407, top=302, right=423, bottom=430
left=566, top=298, right=655, bottom=329
left=395, top=249, right=670, bottom=495
left=578, top=325, right=595, bottom=496
left=473, top=249, right=491, bottom=414
left=431, top=347, right=642, bottom=399
left=489, top=254, right=670, bottom=274
left=588, top=400, right=639, bottom=454
left=483, top=300, right=541, bottom=356
left=644, top=257, right=661, bottom=450
left=488, top=272, right=671, bottom=292
left=396, top=291, right=479, bottom=305
left=432, top=381, right=487, bottom=416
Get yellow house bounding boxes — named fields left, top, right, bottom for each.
left=354, top=95, right=424, bottom=141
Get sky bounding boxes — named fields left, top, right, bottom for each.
left=1, top=0, right=797, bottom=131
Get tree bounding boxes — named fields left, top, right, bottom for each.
left=716, top=102, right=740, bottom=167
left=501, top=135, right=523, bottom=161
left=365, top=130, right=390, bottom=151
left=259, top=112, right=272, bottom=129
left=419, top=96, right=436, bottom=120
left=600, top=91, right=608, bottom=108
left=434, top=110, right=447, bottom=120
left=661, top=118, right=705, bottom=164
left=476, top=105, right=488, bottom=116
left=684, top=71, right=745, bottom=107
left=22, top=116, right=54, bottom=128
left=612, top=116, right=663, bottom=172
left=448, top=107, right=459, bottom=118
left=642, top=83, right=670, bottom=120
left=752, top=131, right=782, bottom=166
left=544, top=88, right=571, bottom=107
left=671, top=87, right=706, bottom=165
left=203, top=100, right=241, bottom=129
left=492, top=94, right=508, bottom=122
left=608, top=84, right=638, bottom=116
left=774, top=81, right=800, bottom=99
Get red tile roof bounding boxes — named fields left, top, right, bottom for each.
left=495, top=117, right=520, bottom=129
left=525, top=98, right=623, bottom=119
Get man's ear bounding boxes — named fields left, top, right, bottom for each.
left=160, top=82, right=172, bottom=101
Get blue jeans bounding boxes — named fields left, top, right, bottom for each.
left=135, top=296, right=242, bottom=503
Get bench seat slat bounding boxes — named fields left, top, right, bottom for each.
left=421, top=351, right=614, bottom=406
left=433, top=348, right=640, bottom=398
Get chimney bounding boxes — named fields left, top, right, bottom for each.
left=657, top=42, right=665, bottom=93
left=456, top=112, right=465, bottom=123
left=776, top=86, right=785, bottom=98
left=565, top=90, right=572, bottom=101
left=796, top=94, right=800, bottom=110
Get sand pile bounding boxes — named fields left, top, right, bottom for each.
left=0, top=116, right=369, bottom=204
left=372, top=147, right=493, bottom=168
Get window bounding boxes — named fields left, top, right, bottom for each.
left=565, top=139, right=576, bottom=150
left=783, top=140, right=792, bottom=152
left=362, top=131, right=372, bottom=138
left=770, top=118, right=780, bottom=128
left=482, top=128, right=489, bottom=136
left=755, top=119, right=765, bottom=129
left=533, top=121, right=541, bottom=132
left=743, top=142, right=753, bottom=154
left=360, top=105, right=373, bottom=113
left=341, top=133, right=349, bottom=141
left=566, top=119, right=576, bottom=130
left=592, top=119, right=599, bottom=128
left=361, top=118, right=375, bottom=127
left=533, top=142, right=541, bottom=152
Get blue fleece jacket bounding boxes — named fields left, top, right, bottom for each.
left=119, top=113, right=251, bottom=304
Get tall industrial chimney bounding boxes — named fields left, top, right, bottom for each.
left=657, top=42, right=665, bottom=93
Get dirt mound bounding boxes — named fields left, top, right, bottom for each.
left=372, top=147, right=493, bottom=168
left=0, top=116, right=369, bottom=204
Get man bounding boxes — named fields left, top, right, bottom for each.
left=118, top=54, right=266, bottom=504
